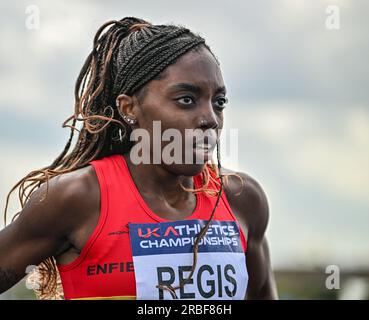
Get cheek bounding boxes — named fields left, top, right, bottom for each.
left=217, top=118, right=224, bottom=137
left=136, top=106, right=162, bottom=129
left=218, top=113, right=224, bottom=125
left=217, top=114, right=224, bottom=129
left=137, top=98, right=175, bottom=126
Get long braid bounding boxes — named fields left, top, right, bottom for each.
left=156, top=140, right=225, bottom=299
left=3, top=16, right=234, bottom=299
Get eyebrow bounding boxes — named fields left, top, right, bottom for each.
left=167, top=83, right=227, bottom=95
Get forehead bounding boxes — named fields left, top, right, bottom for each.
left=155, top=47, right=224, bottom=91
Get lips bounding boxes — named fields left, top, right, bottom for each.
left=193, top=142, right=216, bottom=152
left=195, top=143, right=213, bottom=149
left=192, top=130, right=217, bottom=151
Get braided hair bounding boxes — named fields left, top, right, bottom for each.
left=4, top=17, right=242, bottom=299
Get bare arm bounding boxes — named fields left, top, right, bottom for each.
left=224, top=170, right=278, bottom=300
left=246, top=235, right=278, bottom=299
left=0, top=168, right=92, bottom=294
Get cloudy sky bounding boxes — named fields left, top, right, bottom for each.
left=0, top=0, right=368, bottom=271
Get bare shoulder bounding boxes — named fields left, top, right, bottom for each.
left=222, top=167, right=269, bottom=240
left=27, top=164, right=97, bottom=212
left=44, top=164, right=98, bottom=206
left=0, top=165, right=100, bottom=292
left=13, top=164, right=99, bottom=243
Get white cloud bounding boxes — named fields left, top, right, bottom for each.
left=293, top=135, right=369, bottom=203
left=1, top=0, right=368, bottom=272
left=227, top=102, right=369, bottom=204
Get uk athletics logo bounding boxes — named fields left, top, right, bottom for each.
left=129, top=219, right=248, bottom=300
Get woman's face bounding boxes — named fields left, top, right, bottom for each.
left=125, top=46, right=227, bottom=176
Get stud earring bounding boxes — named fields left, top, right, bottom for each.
left=127, top=117, right=136, bottom=125
left=116, top=99, right=136, bottom=125
left=122, top=114, right=137, bottom=125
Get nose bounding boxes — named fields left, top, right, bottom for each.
left=198, top=105, right=219, bottom=130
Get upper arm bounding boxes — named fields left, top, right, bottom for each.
left=0, top=167, right=92, bottom=293
left=223, top=169, right=278, bottom=299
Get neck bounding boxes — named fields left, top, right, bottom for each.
left=122, top=153, right=195, bottom=206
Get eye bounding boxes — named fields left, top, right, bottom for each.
left=214, top=96, right=228, bottom=110
left=177, top=96, right=195, bottom=106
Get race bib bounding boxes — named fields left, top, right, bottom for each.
left=129, top=219, right=248, bottom=300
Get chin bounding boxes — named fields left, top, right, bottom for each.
left=164, top=163, right=207, bottom=177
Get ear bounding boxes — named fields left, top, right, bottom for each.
left=116, top=94, right=135, bottom=118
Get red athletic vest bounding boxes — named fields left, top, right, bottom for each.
left=57, top=154, right=248, bottom=300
